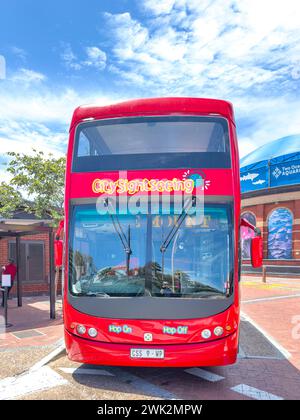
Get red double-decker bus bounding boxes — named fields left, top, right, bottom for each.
left=58, top=97, right=261, bottom=367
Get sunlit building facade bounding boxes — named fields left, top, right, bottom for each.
left=240, top=135, right=300, bottom=276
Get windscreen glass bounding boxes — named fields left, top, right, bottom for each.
left=69, top=203, right=233, bottom=299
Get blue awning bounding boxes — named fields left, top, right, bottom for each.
left=240, top=135, right=300, bottom=193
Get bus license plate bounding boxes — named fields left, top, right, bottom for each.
left=130, top=348, right=165, bottom=359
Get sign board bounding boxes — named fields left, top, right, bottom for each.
left=270, top=159, right=300, bottom=188
left=240, top=166, right=268, bottom=193
left=1, top=274, right=11, bottom=287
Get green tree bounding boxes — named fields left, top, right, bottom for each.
left=0, top=182, right=23, bottom=218
left=0, top=149, right=65, bottom=223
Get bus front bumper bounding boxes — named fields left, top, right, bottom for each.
left=64, top=329, right=238, bottom=367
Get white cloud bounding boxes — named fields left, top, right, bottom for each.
left=0, top=69, right=124, bottom=182
left=10, top=68, right=46, bottom=84
left=0, top=120, right=67, bottom=158
left=60, top=44, right=82, bottom=70
left=1, top=0, right=300, bottom=170
left=61, top=43, right=107, bottom=71
left=0, top=74, right=126, bottom=179
left=143, top=0, right=176, bottom=15
left=103, top=1, right=300, bottom=96
left=101, top=0, right=300, bottom=155
left=84, top=47, right=107, bottom=70
left=238, top=138, right=258, bottom=159
left=104, top=12, right=149, bottom=62
left=236, top=95, right=300, bottom=158
left=0, top=120, right=66, bottom=184
left=0, top=87, right=80, bottom=124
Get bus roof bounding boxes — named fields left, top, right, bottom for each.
left=70, top=97, right=235, bottom=131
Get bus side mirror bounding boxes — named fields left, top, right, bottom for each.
left=251, top=236, right=262, bottom=268
left=54, top=239, right=63, bottom=268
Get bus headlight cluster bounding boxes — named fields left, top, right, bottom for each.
left=201, top=329, right=211, bottom=339
left=201, top=326, right=224, bottom=339
left=213, top=326, right=224, bottom=336
left=76, top=325, right=86, bottom=335
left=88, top=327, right=98, bottom=338
left=75, top=325, right=98, bottom=338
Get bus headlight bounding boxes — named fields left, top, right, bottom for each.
left=201, top=329, right=211, bottom=339
left=214, top=326, right=224, bottom=336
left=88, top=327, right=98, bottom=338
left=76, top=325, right=86, bottom=335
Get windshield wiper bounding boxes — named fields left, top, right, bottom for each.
left=159, top=196, right=196, bottom=285
left=160, top=196, right=196, bottom=253
left=104, top=198, right=132, bottom=275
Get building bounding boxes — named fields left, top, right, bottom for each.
left=240, top=134, right=300, bottom=277
left=0, top=209, right=59, bottom=297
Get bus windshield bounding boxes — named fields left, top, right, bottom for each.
left=72, top=116, right=230, bottom=172
left=69, top=203, right=233, bottom=299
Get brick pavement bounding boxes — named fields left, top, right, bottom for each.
left=0, top=296, right=63, bottom=350
left=241, top=276, right=300, bottom=370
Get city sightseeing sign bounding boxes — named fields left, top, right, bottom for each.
left=92, top=177, right=195, bottom=195
left=69, top=168, right=235, bottom=201
left=86, top=170, right=215, bottom=219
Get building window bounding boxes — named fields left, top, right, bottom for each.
left=268, top=208, right=293, bottom=259
left=9, top=241, right=45, bottom=282
left=241, top=212, right=256, bottom=259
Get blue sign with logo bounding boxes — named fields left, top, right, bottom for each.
left=270, top=159, right=300, bottom=187
left=240, top=166, right=268, bottom=193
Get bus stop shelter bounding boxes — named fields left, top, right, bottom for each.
left=0, top=218, right=56, bottom=319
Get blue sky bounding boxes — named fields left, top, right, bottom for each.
left=1, top=0, right=300, bottom=181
